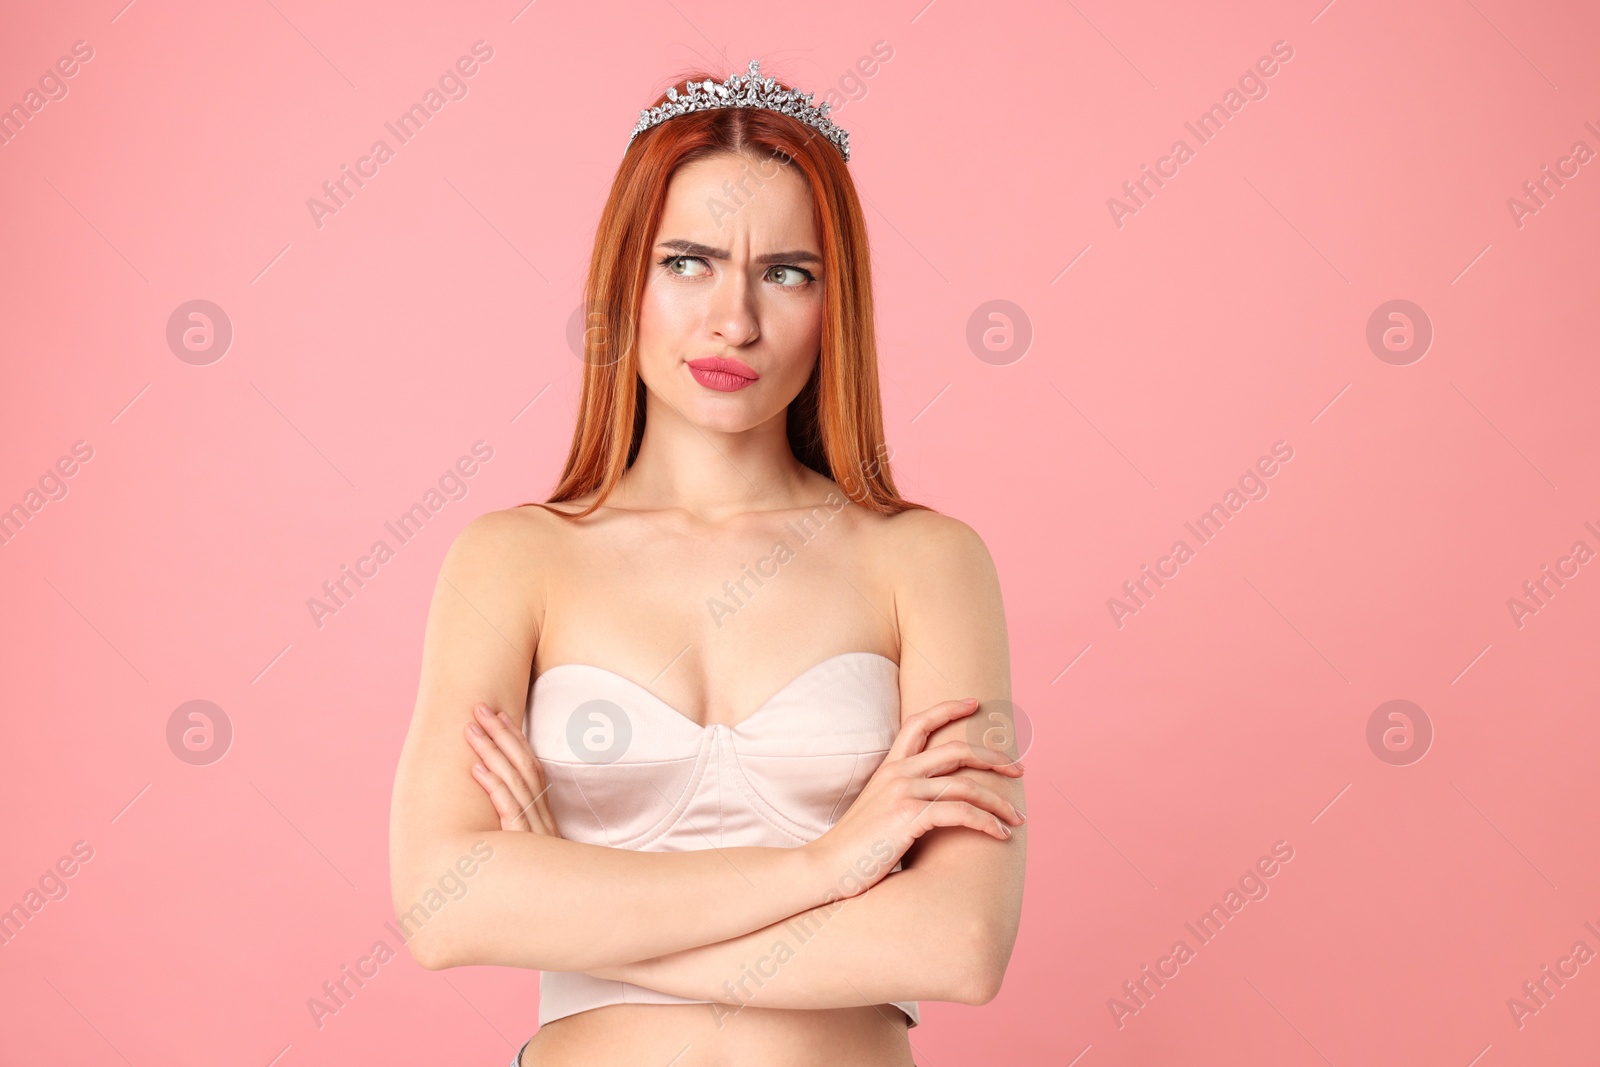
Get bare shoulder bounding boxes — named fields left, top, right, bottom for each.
left=435, top=504, right=564, bottom=637
left=858, top=506, right=1006, bottom=668
left=874, top=507, right=999, bottom=586
left=445, top=503, right=557, bottom=571
left=863, top=507, right=1013, bottom=756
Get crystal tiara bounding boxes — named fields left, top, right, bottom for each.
left=626, top=59, right=851, bottom=163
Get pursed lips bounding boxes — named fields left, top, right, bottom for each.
left=686, top=356, right=758, bottom=379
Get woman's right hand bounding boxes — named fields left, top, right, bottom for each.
left=803, top=697, right=1025, bottom=904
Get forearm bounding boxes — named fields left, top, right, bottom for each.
left=403, top=831, right=826, bottom=972
left=585, top=866, right=982, bottom=1010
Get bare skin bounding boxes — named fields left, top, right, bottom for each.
left=503, top=492, right=936, bottom=1067
left=389, top=150, right=1027, bottom=1067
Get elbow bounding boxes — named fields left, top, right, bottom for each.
left=951, top=920, right=1013, bottom=1006
left=390, top=831, right=500, bottom=970
left=408, top=933, right=452, bottom=971
left=395, top=898, right=487, bottom=971
left=957, top=965, right=1005, bottom=1006
left=389, top=866, right=473, bottom=971
left=392, top=900, right=460, bottom=971
left=403, top=911, right=467, bottom=971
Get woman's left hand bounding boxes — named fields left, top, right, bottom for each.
left=464, top=702, right=560, bottom=836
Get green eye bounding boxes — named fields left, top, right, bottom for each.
left=656, top=255, right=817, bottom=287
left=769, top=265, right=815, bottom=287
left=660, top=254, right=708, bottom=275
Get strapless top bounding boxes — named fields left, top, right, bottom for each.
left=523, top=650, right=919, bottom=1029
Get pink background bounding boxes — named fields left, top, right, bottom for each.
left=3, top=1, right=1598, bottom=1064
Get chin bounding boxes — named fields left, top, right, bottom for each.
left=688, top=407, right=761, bottom=433
left=683, top=390, right=772, bottom=424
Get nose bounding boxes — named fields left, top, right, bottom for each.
left=709, top=268, right=759, bottom=346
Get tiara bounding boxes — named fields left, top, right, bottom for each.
left=626, top=59, right=851, bottom=163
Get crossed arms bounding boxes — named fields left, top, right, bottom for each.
left=388, top=507, right=1026, bottom=1010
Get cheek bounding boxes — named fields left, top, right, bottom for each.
left=778, top=297, right=824, bottom=356
left=638, top=283, right=669, bottom=334
left=775, top=305, right=824, bottom=385
left=638, top=283, right=691, bottom=358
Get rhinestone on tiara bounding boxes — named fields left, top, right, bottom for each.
left=626, top=59, right=851, bottom=163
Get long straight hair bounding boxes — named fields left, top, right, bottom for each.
left=528, top=63, right=929, bottom=520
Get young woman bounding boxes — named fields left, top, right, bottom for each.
left=389, top=60, right=1028, bottom=1067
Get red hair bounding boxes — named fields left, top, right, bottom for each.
left=526, top=62, right=929, bottom=521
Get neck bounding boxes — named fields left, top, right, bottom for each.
left=613, top=389, right=818, bottom=522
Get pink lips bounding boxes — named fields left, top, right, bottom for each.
left=686, top=356, right=759, bottom=392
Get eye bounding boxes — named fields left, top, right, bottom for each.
left=767, top=265, right=817, bottom=288
left=656, top=254, right=818, bottom=288
left=659, top=254, right=710, bottom=277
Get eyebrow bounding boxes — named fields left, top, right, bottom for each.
left=656, top=239, right=822, bottom=266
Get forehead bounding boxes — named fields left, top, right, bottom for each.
left=656, top=152, right=818, bottom=247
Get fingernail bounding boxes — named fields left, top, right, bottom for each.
left=1001, top=825, right=1012, bottom=837
left=962, top=697, right=978, bottom=707
left=473, top=761, right=487, bottom=774
left=476, top=705, right=493, bottom=718
left=469, top=721, right=485, bottom=735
